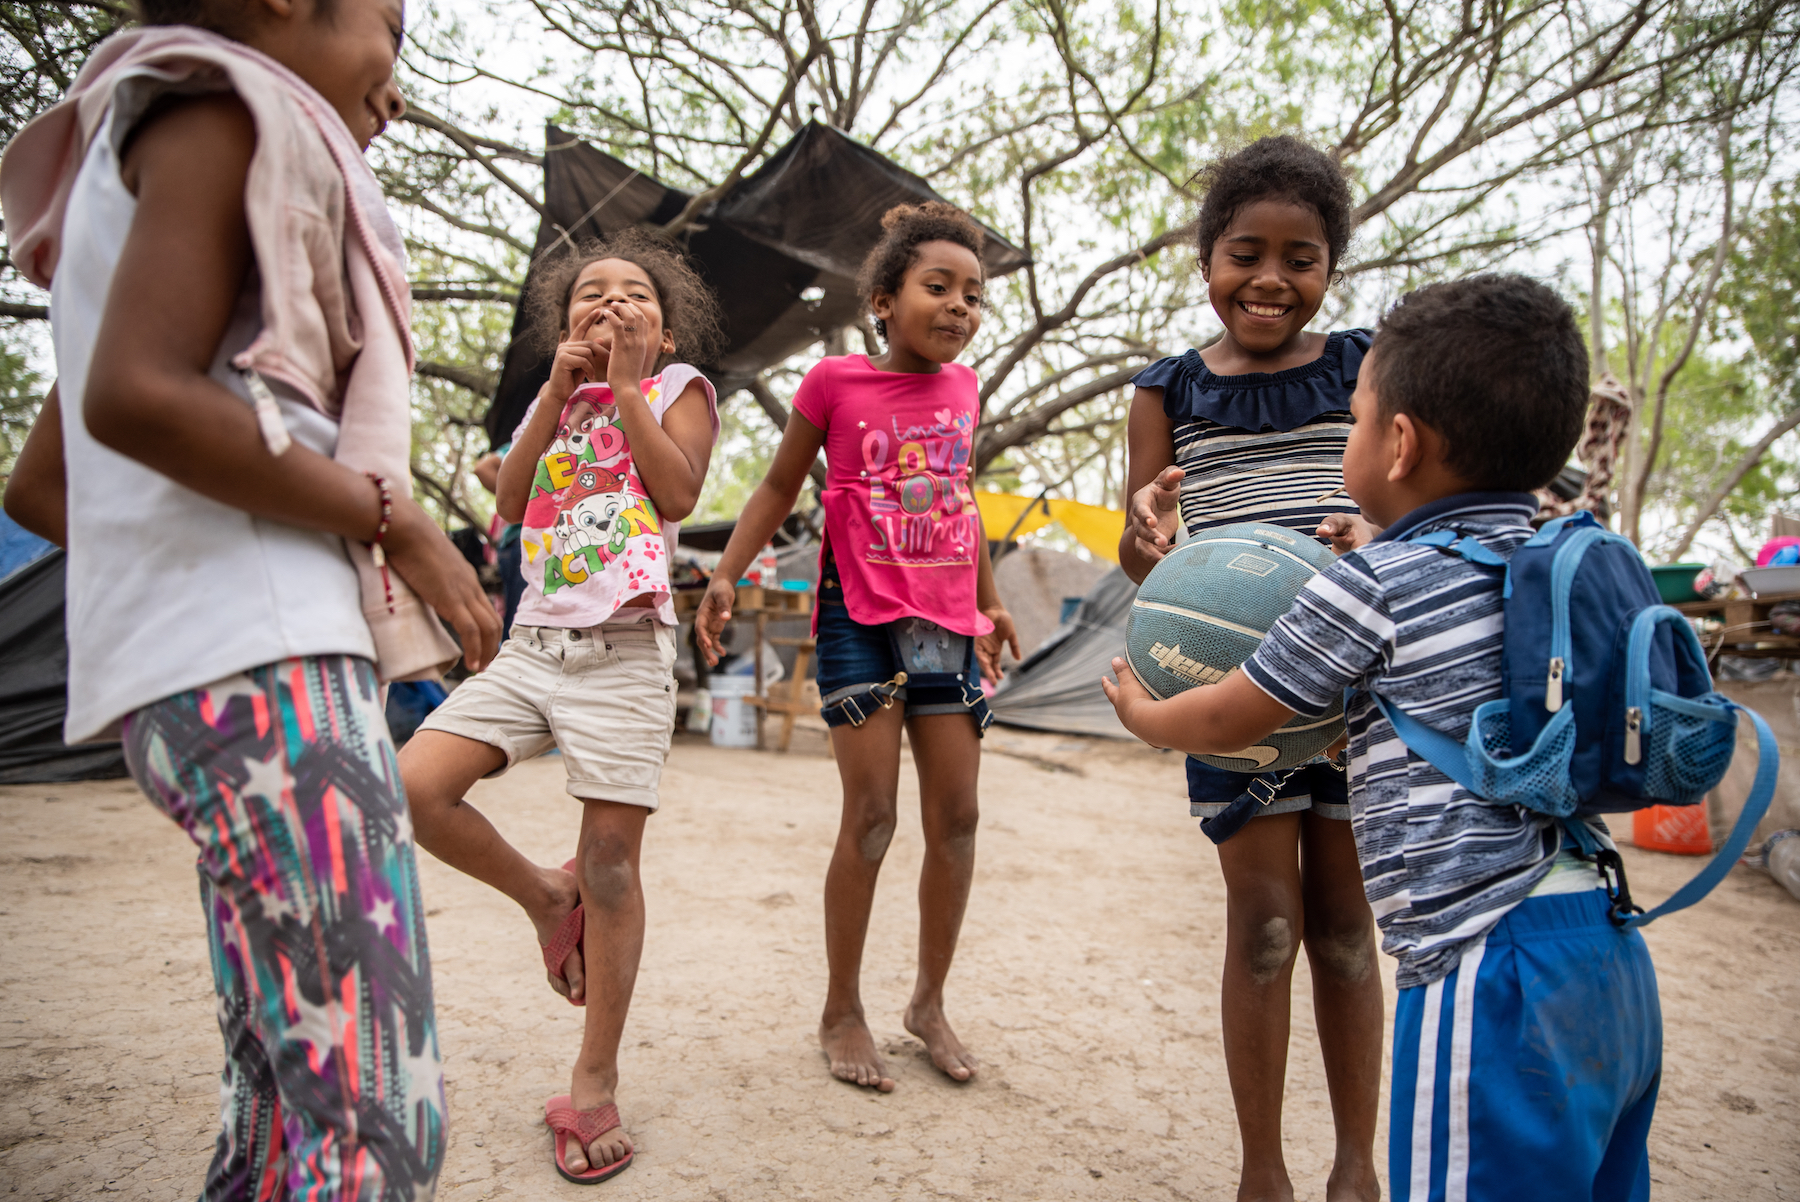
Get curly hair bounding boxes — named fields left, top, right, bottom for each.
left=522, top=229, right=726, bottom=369
left=855, top=201, right=986, bottom=341
left=1372, top=274, right=1588, bottom=491
left=1194, top=136, right=1353, bottom=274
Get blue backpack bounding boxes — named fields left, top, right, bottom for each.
left=1370, top=511, right=1779, bottom=927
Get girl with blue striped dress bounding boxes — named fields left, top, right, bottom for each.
left=1119, top=136, right=1382, bottom=1202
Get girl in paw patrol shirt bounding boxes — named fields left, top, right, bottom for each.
left=398, top=230, right=724, bottom=1184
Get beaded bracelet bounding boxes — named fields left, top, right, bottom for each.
left=366, top=472, right=397, bottom=614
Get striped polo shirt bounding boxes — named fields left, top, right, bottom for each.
left=1132, top=330, right=1370, bottom=539
left=1243, top=493, right=1577, bottom=989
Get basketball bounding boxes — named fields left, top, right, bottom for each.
left=1125, top=522, right=1346, bottom=772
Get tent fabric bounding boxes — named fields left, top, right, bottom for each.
left=986, top=566, right=1136, bottom=739
left=973, top=491, right=1127, bottom=563
left=0, top=548, right=128, bottom=783
left=487, top=121, right=1030, bottom=446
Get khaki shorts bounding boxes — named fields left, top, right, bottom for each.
left=419, top=621, right=678, bottom=809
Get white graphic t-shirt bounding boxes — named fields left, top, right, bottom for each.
left=512, top=365, right=716, bottom=627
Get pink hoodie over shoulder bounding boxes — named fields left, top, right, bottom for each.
left=0, top=26, right=459, bottom=682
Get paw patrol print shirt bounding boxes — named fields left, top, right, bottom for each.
left=791, top=355, right=993, bottom=637
left=512, top=365, right=717, bottom=628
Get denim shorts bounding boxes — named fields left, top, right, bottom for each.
left=814, top=562, right=991, bottom=735
left=1186, top=756, right=1351, bottom=821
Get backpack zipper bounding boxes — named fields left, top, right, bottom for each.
left=1624, top=706, right=1643, bottom=764
left=1546, top=657, right=1565, bottom=712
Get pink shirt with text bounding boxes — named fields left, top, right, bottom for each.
left=791, top=355, right=992, bottom=637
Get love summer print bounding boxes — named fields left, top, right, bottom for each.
left=520, top=383, right=667, bottom=598
left=860, top=406, right=978, bottom=566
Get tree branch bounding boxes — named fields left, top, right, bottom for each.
left=418, top=359, right=499, bottom=397
left=1667, top=399, right=1800, bottom=559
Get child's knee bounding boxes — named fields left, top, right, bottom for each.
left=853, top=813, right=897, bottom=862
left=576, top=833, right=638, bottom=910
left=926, top=794, right=979, bottom=850
left=1305, top=916, right=1377, bottom=983
left=1237, top=913, right=1300, bottom=982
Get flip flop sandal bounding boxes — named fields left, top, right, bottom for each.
left=544, top=1096, right=633, bottom=1184
left=541, top=858, right=584, bottom=1006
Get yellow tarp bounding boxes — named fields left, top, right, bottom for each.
left=973, top=491, right=1126, bottom=563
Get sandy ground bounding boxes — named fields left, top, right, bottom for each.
left=2, top=726, right=1797, bottom=1201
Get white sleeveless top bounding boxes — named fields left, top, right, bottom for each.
left=52, top=89, right=371, bottom=742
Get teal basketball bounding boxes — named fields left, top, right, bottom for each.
left=1125, top=522, right=1345, bottom=772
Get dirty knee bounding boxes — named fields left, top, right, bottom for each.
left=1244, top=915, right=1298, bottom=982
left=855, top=816, right=897, bottom=862
left=577, top=840, right=638, bottom=910
left=1306, top=923, right=1377, bottom=983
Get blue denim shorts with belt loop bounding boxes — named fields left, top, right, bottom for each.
left=814, top=557, right=991, bottom=735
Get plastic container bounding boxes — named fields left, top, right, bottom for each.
left=707, top=675, right=760, bottom=748
left=1632, top=803, right=1712, bottom=855
left=1649, top=563, right=1706, bottom=604
left=749, top=543, right=780, bottom=588
left=1764, top=831, right=1800, bottom=903
left=687, top=688, right=712, bottom=734
left=1739, top=564, right=1800, bottom=598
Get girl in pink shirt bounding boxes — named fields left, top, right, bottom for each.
left=698, top=201, right=1018, bottom=1092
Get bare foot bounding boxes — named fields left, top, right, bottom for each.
left=526, top=862, right=584, bottom=1003
left=903, top=1002, right=977, bottom=1082
left=1325, top=1159, right=1380, bottom=1202
left=819, top=1012, right=895, bottom=1091
left=562, top=1077, right=633, bottom=1175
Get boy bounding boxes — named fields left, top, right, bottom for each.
left=1104, top=274, right=1661, bottom=1202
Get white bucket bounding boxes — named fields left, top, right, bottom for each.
left=708, top=675, right=760, bottom=748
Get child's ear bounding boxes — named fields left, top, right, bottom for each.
left=869, top=289, right=895, bottom=324
left=1388, top=412, right=1427, bottom=483
left=660, top=328, right=676, bottom=356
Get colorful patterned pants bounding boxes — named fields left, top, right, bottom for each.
left=124, top=656, right=445, bottom=1202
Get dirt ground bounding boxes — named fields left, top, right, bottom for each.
left=2, top=726, right=1796, bottom=1201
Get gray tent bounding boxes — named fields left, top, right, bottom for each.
left=987, top=567, right=1135, bottom=739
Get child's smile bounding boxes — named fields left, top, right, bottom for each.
left=1202, top=198, right=1331, bottom=369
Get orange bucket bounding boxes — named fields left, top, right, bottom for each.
left=1632, top=803, right=1712, bottom=855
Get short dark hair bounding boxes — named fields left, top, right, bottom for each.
left=523, top=229, right=726, bottom=369
left=1371, top=274, right=1589, bottom=491
left=856, top=201, right=985, bottom=340
left=133, top=0, right=334, bottom=31
left=1195, top=136, right=1354, bottom=274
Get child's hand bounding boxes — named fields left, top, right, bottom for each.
left=545, top=306, right=604, bottom=410
left=693, top=577, right=736, bottom=666
left=1101, top=655, right=1160, bottom=745
left=1317, top=513, right=1380, bottom=555
left=384, top=495, right=503, bottom=672
left=976, top=605, right=1021, bottom=681
left=1126, top=466, right=1185, bottom=565
left=599, top=300, right=654, bottom=395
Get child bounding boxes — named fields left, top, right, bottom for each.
left=695, top=201, right=1018, bottom=1092
left=1118, top=136, right=1382, bottom=1202
left=1105, top=274, right=1659, bottom=1202
left=0, top=1, right=502, bottom=1197
left=397, top=231, right=724, bottom=1183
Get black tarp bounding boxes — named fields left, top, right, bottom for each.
left=986, top=566, right=1136, bottom=739
left=0, top=549, right=128, bottom=783
left=486, top=121, right=1030, bottom=446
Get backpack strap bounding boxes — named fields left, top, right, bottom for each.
left=1406, top=528, right=1510, bottom=569
left=1368, top=692, right=1481, bottom=793
left=1619, top=703, right=1780, bottom=928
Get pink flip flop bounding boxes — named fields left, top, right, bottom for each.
left=540, top=858, right=584, bottom=1006
left=544, top=1095, right=633, bottom=1184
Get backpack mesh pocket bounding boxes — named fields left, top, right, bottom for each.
left=1465, top=700, right=1581, bottom=817
left=1641, top=691, right=1737, bottom=805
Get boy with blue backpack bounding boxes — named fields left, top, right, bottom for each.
left=1104, top=273, right=1776, bottom=1202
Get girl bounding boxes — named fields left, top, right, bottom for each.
left=1118, top=137, right=1382, bottom=1202
left=695, top=202, right=1018, bottom=1093
left=397, top=231, right=724, bottom=1184
left=1, top=1, right=500, bottom=1197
